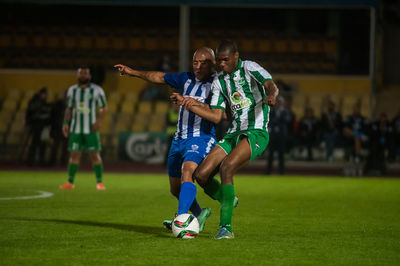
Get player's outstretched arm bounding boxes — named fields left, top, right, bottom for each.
left=114, top=64, right=166, bottom=84
left=170, top=93, right=224, bottom=124
left=263, top=80, right=279, bottom=106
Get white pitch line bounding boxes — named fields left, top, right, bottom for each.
left=0, top=191, right=54, bottom=200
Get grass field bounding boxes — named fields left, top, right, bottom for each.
left=0, top=171, right=399, bottom=266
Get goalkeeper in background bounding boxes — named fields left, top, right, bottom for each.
left=59, top=66, right=107, bottom=190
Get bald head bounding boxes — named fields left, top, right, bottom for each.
left=192, top=47, right=215, bottom=81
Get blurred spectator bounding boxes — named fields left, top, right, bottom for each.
left=298, top=107, right=320, bottom=161
left=364, top=113, right=394, bottom=175
left=266, top=96, right=292, bottom=175
left=25, top=87, right=51, bottom=166
left=389, top=110, right=400, bottom=161
left=320, top=101, right=343, bottom=162
left=275, top=79, right=293, bottom=101
left=48, top=90, right=68, bottom=166
left=283, top=98, right=296, bottom=154
left=342, top=105, right=369, bottom=163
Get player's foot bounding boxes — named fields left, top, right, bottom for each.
left=163, top=219, right=173, bottom=230
left=59, top=182, right=74, bottom=190
left=197, top=208, right=211, bottom=232
left=96, top=183, right=106, bottom=190
left=214, top=226, right=234, bottom=239
left=234, top=196, right=239, bottom=208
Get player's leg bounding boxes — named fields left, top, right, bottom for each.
left=216, top=137, right=251, bottom=238
left=164, top=139, right=204, bottom=229
left=177, top=161, right=200, bottom=215
left=193, top=145, right=227, bottom=202
left=87, top=132, right=105, bottom=190
left=177, top=137, right=216, bottom=230
left=60, top=133, right=82, bottom=189
left=89, top=151, right=105, bottom=190
left=216, top=130, right=269, bottom=239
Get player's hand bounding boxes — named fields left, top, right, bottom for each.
left=264, top=95, right=276, bottom=106
left=170, top=93, right=185, bottom=105
left=114, top=64, right=133, bottom=76
left=182, top=97, right=199, bottom=110
left=62, top=124, right=69, bottom=138
left=92, top=121, right=100, bottom=132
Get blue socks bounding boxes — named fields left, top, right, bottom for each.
left=190, top=198, right=202, bottom=217
left=177, top=182, right=197, bottom=215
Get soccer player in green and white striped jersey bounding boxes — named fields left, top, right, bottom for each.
left=59, top=67, right=108, bottom=191
left=171, top=40, right=279, bottom=239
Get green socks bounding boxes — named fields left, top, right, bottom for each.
left=220, top=184, right=235, bottom=232
left=93, top=164, right=103, bottom=183
left=67, top=163, right=79, bottom=184
left=203, top=178, right=222, bottom=202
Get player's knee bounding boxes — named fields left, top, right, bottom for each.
left=220, top=160, right=235, bottom=178
left=170, top=186, right=180, bottom=198
left=193, top=167, right=208, bottom=186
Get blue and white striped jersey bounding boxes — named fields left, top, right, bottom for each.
left=164, top=72, right=215, bottom=140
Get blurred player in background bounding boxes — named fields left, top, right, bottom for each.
left=59, top=67, right=108, bottom=190
left=172, top=39, right=278, bottom=239
left=114, top=47, right=219, bottom=232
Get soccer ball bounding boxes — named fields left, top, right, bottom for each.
left=172, top=214, right=200, bottom=239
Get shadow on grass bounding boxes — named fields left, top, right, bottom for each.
left=11, top=217, right=171, bottom=238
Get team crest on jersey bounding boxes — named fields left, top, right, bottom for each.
left=191, top=144, right=199, bottom=151
left=230, top=92, right=251, bottom=112
left=77, top=102, right=90, bottom=114
left=238, top=77, right=247, bottom=87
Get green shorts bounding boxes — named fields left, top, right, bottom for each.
left=68, top=132, right=101, bottom=152
left=216, top=129, right=269, bottom=162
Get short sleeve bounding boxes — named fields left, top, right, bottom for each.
left=164, top=72, right=188, bottom=94
left=210, top=79, right=226, bottom=110
left=96, top=87, right=107, bottom=108
left=66, top=86, right=74, bottom=108
left=246, top=61, right=272, bottom=85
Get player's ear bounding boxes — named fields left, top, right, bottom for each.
left=234, top=52, right=239, bottom=60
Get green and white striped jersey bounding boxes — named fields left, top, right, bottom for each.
left=210, top=59, right=272, bottom=134
left=66, top=83, right=107, bottom=134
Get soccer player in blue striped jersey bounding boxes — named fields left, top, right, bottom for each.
left=114, top=47, right=218, bottom=231
left=59, top=67, right=108, bottom=191
left=172, top=40, right=279, bottom=239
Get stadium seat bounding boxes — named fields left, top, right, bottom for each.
left=2, top=100, right=18, bottom=112
left=0, top=110, right=14, bottom=125
left=0, top=123, right=8, bottom=134
left=107, top=101, right=119, bottom=114
left=108, top=91, right=121, bottom=103
left=124, top=92, right=139, bottom=103
left=154, top=101, right=169, bottom=114
left=120, top=101, right=135, bottom=114
left=130, top=114, right=148, bottom=132
left=137, top=102, right=152, bottom=115
left=14, top=111, right=25, bottom=122
left=19, top=99, right=29, bottom=111
left=7, top=90, right=21, bottom=101
left=258, top=39, right=273, bottom=53
left=9, top=119, right=25, bottom=134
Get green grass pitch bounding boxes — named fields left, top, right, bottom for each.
left=0, top=171, right=399, bottom=265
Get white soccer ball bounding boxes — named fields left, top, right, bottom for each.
left=172, top=213, right=200, bottom=239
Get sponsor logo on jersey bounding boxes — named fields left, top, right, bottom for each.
left=77, top=102, right=90, bottom=114
left=230, top=92, right=251, bottom=112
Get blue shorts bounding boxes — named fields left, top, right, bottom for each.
left=167, top=136, right=216, bottom=178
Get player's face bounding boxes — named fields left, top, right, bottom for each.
left=192, top=52, right=215, bottom=81
left=216, top=50, right=239, bottom=74
left=77, top=68, right=91, bottom=84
